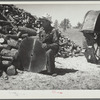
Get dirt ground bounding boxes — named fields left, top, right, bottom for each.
left=1, top=55, right=100, bottom=90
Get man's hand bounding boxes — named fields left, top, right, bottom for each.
left=42, top=43, right=47, bottom=49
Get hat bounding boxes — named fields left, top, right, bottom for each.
left=41, top=13, right=52, bottom=23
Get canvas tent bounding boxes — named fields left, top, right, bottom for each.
left=81, top=10, right=100, bottom=33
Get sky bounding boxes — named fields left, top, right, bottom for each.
left=15, top=4, right=100, bottom=27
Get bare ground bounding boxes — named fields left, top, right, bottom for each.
left=0, top=55, right=100, bottom=90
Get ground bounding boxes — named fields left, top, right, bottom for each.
left=0, top=55, right=100, bottom=90
left=1, top=28, right=100, bottom=90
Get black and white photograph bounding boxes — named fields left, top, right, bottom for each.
left=0, top=1, right=100, bottom=98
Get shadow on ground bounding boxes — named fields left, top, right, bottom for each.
left=39, top=68, right=78, bottom=76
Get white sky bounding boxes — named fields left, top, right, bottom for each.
left=15, top=4, right=100, bottom=26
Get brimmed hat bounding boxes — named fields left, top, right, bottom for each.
left=41, top=13, right=52, bottom=23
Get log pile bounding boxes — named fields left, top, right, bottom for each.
left=0, top=4, right=37, bottom=77
left=57, top=35, right=83, bottom=58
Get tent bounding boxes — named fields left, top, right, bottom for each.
left=81, top=10, right=100, bottom=33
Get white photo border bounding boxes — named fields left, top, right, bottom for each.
left=0, top=1, right=100, bottom=99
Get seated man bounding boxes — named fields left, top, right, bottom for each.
left=38, top=15, right=59, bottom=76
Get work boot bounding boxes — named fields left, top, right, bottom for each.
left=16, top=69, right=24, bottom=74
left=47, top=71, right=57, bottom=77
left=51, top=73, right=57, bottom=77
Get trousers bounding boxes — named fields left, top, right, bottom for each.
left=46, top=48, right=58, bottom=74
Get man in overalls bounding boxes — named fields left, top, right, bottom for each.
left=38, top=14, right=59, bottom=76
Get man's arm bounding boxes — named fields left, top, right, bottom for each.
left=47, top=29, right=59, bottom=49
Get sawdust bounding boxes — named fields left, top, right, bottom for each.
left=0, top=56, right=100, bottom=90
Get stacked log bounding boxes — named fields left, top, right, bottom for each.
left=57, top=35, right=83, bottom=58
left=0, top=4, right=37, bottom=77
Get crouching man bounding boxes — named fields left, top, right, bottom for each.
left=38, top=15, right=59, bottom=76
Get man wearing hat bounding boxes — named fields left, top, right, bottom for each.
left=38, top=14, right=59, bottom=76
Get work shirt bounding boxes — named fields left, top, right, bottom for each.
left=39, top=27, right=59, bottom=52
